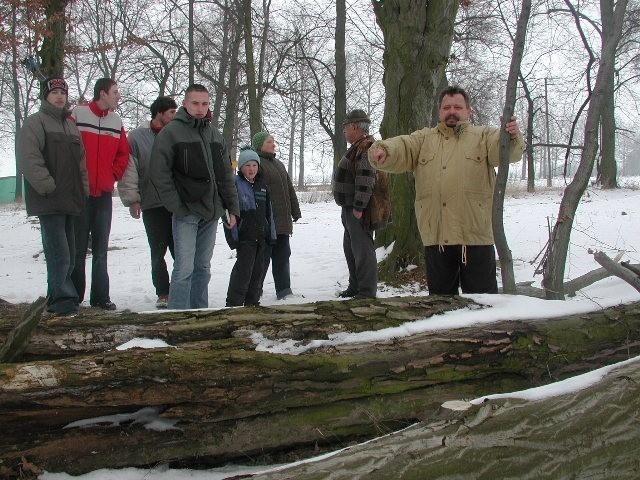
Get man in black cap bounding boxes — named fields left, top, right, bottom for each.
left=332, top=109, right=378, bottom=299
left=18, top=77, right=89, bottom=317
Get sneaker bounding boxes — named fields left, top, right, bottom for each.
left=92, top=300, right=117, bottom=311
left=338, top=288, right=357, bottom=298
left=156, top=295, right=169, bottom=309
left=276, top=288, right=294, bottom=300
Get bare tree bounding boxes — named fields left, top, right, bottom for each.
left=493, top=0, right=533, bottom=294
left=543, top=0, right=629, bottom=299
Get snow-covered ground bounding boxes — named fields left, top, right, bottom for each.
left=1, top=182, right=639, bottom=480
left=1, top=183, right=639, bottom=310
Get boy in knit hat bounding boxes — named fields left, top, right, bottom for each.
left=225, top=147, right=276, bottom=307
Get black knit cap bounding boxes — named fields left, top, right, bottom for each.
left=41, top=76, right=68, bottom=99
left=343, top=109, right=371, bottom=125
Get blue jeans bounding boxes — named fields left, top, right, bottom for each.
left=71, top=193, right=112, bottom=305
left=169, top=214, right=217, bottom=309
left=39, top=214, right=79, bottom=314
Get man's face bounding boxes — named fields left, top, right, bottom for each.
left=46, top=89, right=67, bottom=109
left=156, top=108, right=177, bottom=127
left=439, top=93, right=471, bottom=127
left=101, top=84, right=121, bottom=111
left=183, top=91, right=210, bottom=119
left=261, top=135, right=276, bottom=154
left=343, top=123, right=360, bottom=144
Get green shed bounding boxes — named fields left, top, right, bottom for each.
left=0, top=176, right=17, bottom=203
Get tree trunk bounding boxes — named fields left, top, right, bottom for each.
left=493, top=0, right=531, bottom=294
left=39, top=0, right=68, bottom=77
left=598, top=45, right=617, bottom=188
left=251, top=359, right=640, bottom=479
left=243, top=0, right=262, bottom=136
left=2, top=296, right=640, bottom=476
left=333, top=0, right=347, bottom=171
left=372, top=0, right=460, bottom=280
left=520, top=73, right=536, bottom=192
left=542, top=0, right=628, bottom=299
left=11, top=2, right=23, bottom=202
left=222, top=26, right=243, bottom=153
left=298, top=106, right=305, bottom=188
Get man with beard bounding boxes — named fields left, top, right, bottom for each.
left=368, top=86, right=524, bottom=295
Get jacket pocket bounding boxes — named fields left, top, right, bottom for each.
left=463, top=190, right=493, bottom=240
left=464, top=151, right=492, bottom=192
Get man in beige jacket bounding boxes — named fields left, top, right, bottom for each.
left=368, top=86, right=524, bottom=295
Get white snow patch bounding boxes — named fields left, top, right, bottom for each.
left=115, top=338, right=174, bottom=350
left=375, top=240, right=394, bottom=262
left=471, top=354, right=640, bottom=404
left=251, top=291, right=640, bottom=355
left=63, top=407, right=180, bottom=432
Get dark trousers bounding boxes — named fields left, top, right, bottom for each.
left=424, top=245, right=498, bottom=295
left=263, top=234, right=292, bottom=299
left=341, top=207, right=377, bottom=297
left=142, top=207, right=174, bottom=296
left=39, top=214, right=79, bottom=314
left=227, top=240, right=267, bottom=306
left=71, top=193, right=112, bottom=305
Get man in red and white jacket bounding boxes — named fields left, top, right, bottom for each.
left=70, top=78, right=129, bottom=310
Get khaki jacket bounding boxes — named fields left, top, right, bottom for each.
left=371, top=121, right=524, bottom=246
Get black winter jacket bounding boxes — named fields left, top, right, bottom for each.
left=150, top=107, right=239, bottom=221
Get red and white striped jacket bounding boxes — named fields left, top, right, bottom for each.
left=72, top=101, right=129, bottom=197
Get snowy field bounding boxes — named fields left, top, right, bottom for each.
left=1, top=181, right=640, bottom=479
left=1, top=182, right=639, bottom=311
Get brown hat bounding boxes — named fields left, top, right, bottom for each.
left=343, top=109, right=371, bottom=125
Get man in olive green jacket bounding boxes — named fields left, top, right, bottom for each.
left=369, top=86, right=524, bottom=295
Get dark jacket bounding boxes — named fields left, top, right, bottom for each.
left=257, top=151, right=301, bottom=235
left=150, top=107, right=239, bottom=221
left=18, top=101, right=89, bottom=216
left=332, top=135, right=376, bottom=211
left=225, top=173, right=276, bottom=249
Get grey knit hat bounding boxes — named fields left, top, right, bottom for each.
left=238, top=146, right=260, bottom=170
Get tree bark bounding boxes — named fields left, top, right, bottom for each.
left=542, top=0, right=628, bottom=299
left=333, top=0, right=347, bottom=171
left=2, top=296, right=640, bottom=475
left=493, top=0, right=531, bottom=294
left=598, top=30, right=617, bottom=188
left=372, top=0, right=460, bottom=280
left=39, top=0, right=68, bottom=77
left=251, top=359, right=640, bottom=479
left=243, top=0, right=262, bottom=136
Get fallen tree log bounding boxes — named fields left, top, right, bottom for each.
left=0, top=296, right=472, bottom=360
left=1, top=296, right=640, bottom=476
left=251, top=359, right=640, bottom=479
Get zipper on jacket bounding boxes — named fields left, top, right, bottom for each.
left=183, top=148, right=188, bottom=174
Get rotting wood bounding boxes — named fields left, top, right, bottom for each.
left=1, top=296, right=639, bottom=476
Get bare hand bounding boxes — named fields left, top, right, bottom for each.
left=129, top=203, right=141, bottom=219
left=224, top=215, right=237, bottom=229
left=504, top=116, right=520, bottom=139
left=368, top=146, right=387, bottom=165
left=352, top=210, right=363, bottom=219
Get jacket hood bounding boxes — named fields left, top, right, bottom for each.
left=40, top=100, right=71, bottom=120
left=173, top=106, right=211, bottom=128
